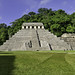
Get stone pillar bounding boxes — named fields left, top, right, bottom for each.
left=30, top=26, right=32, bottom=29
left=38, top=26, right=40, bottom=29
left=26, top=26, right=28, bottom=29
left=22, top=26, right=24, bottom=29
left=34, top=26, right=36, bottom=29
left=42, top=26, right=44, bottom=29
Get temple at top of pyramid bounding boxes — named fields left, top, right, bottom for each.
left=22, top=23, right=44, bottom=29
left=0, top=23, right=72, bottom=51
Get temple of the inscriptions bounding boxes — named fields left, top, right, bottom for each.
left=22, top=23, right=44, bottom=29
left=0, top=23, right=72, bottom=51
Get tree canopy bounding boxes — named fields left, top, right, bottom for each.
left=0, top=8, right=75, bottom=45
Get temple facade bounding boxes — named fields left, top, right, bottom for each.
left=22, top=23, right=44, bottom=29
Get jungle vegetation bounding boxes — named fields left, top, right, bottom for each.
left=0, top=8, right=75, bottom=45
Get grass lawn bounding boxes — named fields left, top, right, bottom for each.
left=0, top=50, right=75, bottom=75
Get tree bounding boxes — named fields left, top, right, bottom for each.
left=55, top=9, right=67, bottom=15
left=0, top=23, right=7, bottom=29
left=0, top=28, right=8, bottom=45
left=21, top=14, right=30, bottom=21
left=50, top=24, right=62, bottom=36
left=28, top=12, right=36, bottom=16
left=48, top=8, right=55, bottom=16
left=38, top=8, right=48, bottom=15
left=66, top=24, right=75, bottom=33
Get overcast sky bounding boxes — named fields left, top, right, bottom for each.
left=0, top=0, right=75, bottom=25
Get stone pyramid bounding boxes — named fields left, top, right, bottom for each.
left=0, top=23, right=71, bottom=51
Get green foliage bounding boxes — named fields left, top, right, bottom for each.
left=0, top=8, right=75, bottom=45
left=28, top=12, right=36, bottom=16
left=66, top=25, right=75, bottom=33
left=50, top=24, right=62, bottom=36
left=0, top=23, right=7, bottom=29
left=0, top=28, right=8, bottom=45
left=38, top=8, right=48, bottom=15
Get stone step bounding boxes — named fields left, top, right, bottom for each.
left=0, top=28, right=71, bottom=51
left=50, top=45, right=68, bottom=50
left=66, top=38, right=75, bottom=42
left=71, top=47, right=75, bottom=50
left=31, top=30, right=40, bottom=48
left=67, top=42, right=75, bottom=46
left=38, top=29, right=69, bottom=46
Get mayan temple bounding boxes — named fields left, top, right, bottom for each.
left=0, top=23, right=71, bottom=51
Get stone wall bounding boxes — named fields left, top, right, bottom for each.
left=61, top=33, right=75, bottom=50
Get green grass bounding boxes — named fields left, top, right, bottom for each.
left=0, top=51, right=75, bottom=75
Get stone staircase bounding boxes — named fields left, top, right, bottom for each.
left=0, top=29, right=71, bottom=51
left=37, top=29, right=71, bottom=50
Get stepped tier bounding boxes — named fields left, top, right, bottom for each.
left=0, top=23, right=71, bottom=51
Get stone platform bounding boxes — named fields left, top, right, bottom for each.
left=61, top=33, right=75, bottom=50
left=0, top=23, right=71, bottom=51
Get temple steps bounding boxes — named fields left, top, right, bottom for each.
left=37, top=29, right=71, bottom=50
left=0, top=29, right=71, bottom=51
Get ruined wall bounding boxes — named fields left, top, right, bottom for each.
left=61, top=33, right=75, bottom=50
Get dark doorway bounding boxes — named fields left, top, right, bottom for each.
left=40, top=26, right=42, bottom=29
left=28, top=26, right=30, bottom=29
left=24, top=26, right=26, bottom=29
left=36, top=26, right=38, bottom=29
left=32, top=26, right=34, bottom=29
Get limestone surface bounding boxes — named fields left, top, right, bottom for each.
left=0, top=23, right=71, bottom=51
left=61, top=33, right=75, bottom=50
